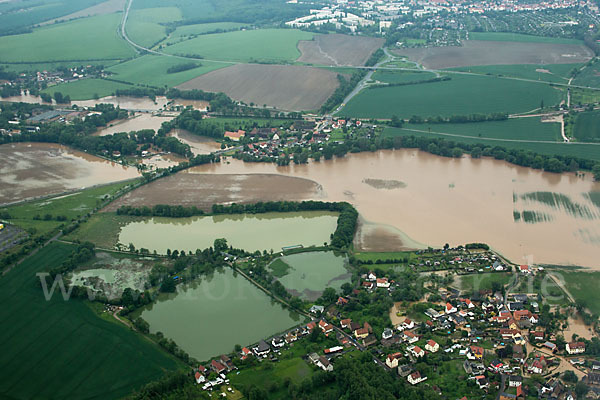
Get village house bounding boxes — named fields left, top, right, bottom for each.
left=376, top=277, right=390, bottom=288
left=316, top=356, right=333, bottom=372
left=210, top=359, right=227, bottom=374
left=425, top=339, right=439, bottom=353
left=445, top=302, right=457, bottom=314
left=253, top=340, right=271, bottom=357
left=271, top=337, right=285, bottom=348
left=468, top=346, right=484, bottom=360
left=340, top=318, right=352, bottom=329
left=240, top=347, right=252, bottom=360
left=224, top=129, right=245, bottom=141
left=402, top=318, right=415, bottom=330
left=382, top=328, right=394, bottom=340
left=354, top=327, right=369, bottom=339
left=398, top=364, right=413, bottom=377
left=508, top=375, right=523, bottom=387
left=409, top=345, right=425, bottom=358
left=408, top=371, right=427, bottom=385
left=386, top=352, right=403, bottom=368
left=195, top=371, right=206, bottom=384
left=403, top=330, right=419, bottom=344
left=309, top=305, right=324, bottom=314
left=566, top=341, right=586, bottom=355
left=475, top=375, right=489, bottom=390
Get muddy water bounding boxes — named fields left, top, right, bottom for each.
left=94, top=113, right=174, bottom=136
left=73, top=96, right=168, bottom=111
left=170, top=99, right=209, bottom=111
left=169, top=129, right=220, bottom=155
left=1, top=92, right=55, bottom=105
left=188, top=150, right=600, bottom=269
left=0, top=143, right=139, bottom=204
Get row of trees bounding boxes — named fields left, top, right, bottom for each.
left=320, top=71, right=366, bottom=113
left=406, top=112, right=508, bottom=124
left=116, top=204, right=205, bottom=218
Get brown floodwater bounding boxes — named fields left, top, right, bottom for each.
left=1, top=92, right=55, bottom=105
left=1, top=93, right=167, bottom=111
left=94, top=113, right=174, bottom=136
left=0, top=142, right=139, bottom=205
left=170, top=99, right=209, bottom=111
left=169, top=129, right=220, bottom=155
left=188, top=150, right=600, bottom=269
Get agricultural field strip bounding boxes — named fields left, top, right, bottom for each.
left=121, top=1, right=600, bottom=92
left=399, top=126, right=600, bottom=145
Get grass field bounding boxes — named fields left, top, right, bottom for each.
left=353, top=251, right=415, bottom=263
left=572, top=62, right=600, bottom=88
left=559, top=270, right=600, bottom=314
left=2, top=181, right=137, bottom=235
left=458, top=272, right=513, bottom=293
left=0, top=14, right=135, bottom=63
left=41, top=78, right=134, bottom=100
left=269, top=258, right=291, bottom=278
left=383, top=124, right=600, bottom=160
left=468, top=32, right=583, bottom=45
left=65, top=212, right=141, bottom=249
left=341, top=74, right=563, bottom=118
left=171, top=22, right=246, bottom=38
left=573, top=111, right=600, bottom=142
left=372, top=70, right=437, bottom=84
left=0, top=242, right=180, bottom=399
left=126, top=7, right=182, bottom=48
left=163, top=29, right=314, bottom=63
left=450, top=64, right=578, bottom=84
left=107, top=55, right=225, bottom=87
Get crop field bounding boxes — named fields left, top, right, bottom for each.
left=383, top=125, right=600, bottom=160
left=560, top=270, right=600, bottom=315
left=0, top=14, right=135, bottom=63
left=40, top=0, right=126, bottom=26
left=468, top=32, right=584, bottom=44
left=41, top=78, right=134, bottom=100
left=170, top=22, right=246, bottom=38
left=394, top=40, right=593, bottom=69
left=573, top=111, right=600, bottom=142
left=177, top=64, right=340, bottom=111
left=372, top=70, right=437, bottom=84
left=163, top=29, right=314, bottom=63
left=126, top=7, right=182, bottom=48
left=341, top=74, right=563, bottom=118
left=572, top=62, right=600, bottom=88
left=107, top=55, right=225, bottom=87
left=297, top=33, right=383, bottom=66
left=450, top=63, right=578, bottom=84
left=0, top=242, right=180, bottom=400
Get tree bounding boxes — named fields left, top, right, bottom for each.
left=390, top=115, right=403, bottom=128
left=562, top=370, right=578, bottom=383
left=593, top=163, right=600, bottom=181
left=575, top=381, right=589, bottom=398
left=319, top=287, right=337, bottom=305
left=214, top=238, right=228, bottom=253
left=341, top=282, right=353, bottom=296
left=160, top=277, right=176, bottom=293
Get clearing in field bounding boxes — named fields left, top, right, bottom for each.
left=41, top=78, right=134, bottom=100
left=107, top=55, right=225, bottom=87
left=0, top=242, right=180, bottom=400
left=0, top=14, right=135, bottom=63
left=340, top=73, right=563, bottom=118
left=162, top=28, right=314, bottom=63
left=176, top=64, right=340, bottom=111
left=104, top=172, right=323, bottom=212
left=394, top=40, right=593, bottom=69
left=297, top=33, right=383, bottom=66
left=573, top=111, right=600, bottom=142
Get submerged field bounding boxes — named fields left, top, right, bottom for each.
left=0, top=242, right=180, bottom=399
left=341, top=73, right=563, bottom=118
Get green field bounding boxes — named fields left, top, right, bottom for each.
left=372, top=70, right=437, bottom=84
left=560, top=270, right=600, bottom=314
left=0, top=242, right=180, bottom=399
left=41, top=78, right=134, bottom=100
left=572, top=62, right=600, bottom=88
left=269, top=258, right=291, bottom=278
left=65, top=212, right=140, bottom=249
left=171, top=22, right=247, bottom=38
left=2, top=180, right=137, bottom=235
left=0, top=60, right=121, bottom=74
left=458, top=272, right=513, bottom=293
left=573, top=111, right=600, bottom=142
left=354, top=251, right=415, bottom=263
left=0, top=14, right=135, bottom=63
left=126, top=7, right=183, bottom=48
left=469, top=32, right=583, bottom=45
left=340, top=74, right=563, bottom=119
left=107, top=55, right=225, bottom=87
left=383, top=124, right=600, bottom=160
left=450, top=64, right=578, bottom=84
left=162, top=29, right=314, bottom=62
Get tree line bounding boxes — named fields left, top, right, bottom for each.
left=369, top=75, right=451, bottom=89
left=320, top=71, right=366, bottom=113
left=117, top=204, right=204, bottom=218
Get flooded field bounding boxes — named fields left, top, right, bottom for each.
left=139, top=268, right=301, bottom=361
left=276, top=251, right=350, bottom=301
left=104, top=173, right=324, bottom=211
left=184, top=150, right=600, bottom=269
left=0, top=143, right=139, bottom=205
left=1, top=93, right=167, bottom=111
left=169, top=129, right=220, bottom=155
left=118, top=211, right=338, bottom=253
left=94, top=113, right=173, bottom=136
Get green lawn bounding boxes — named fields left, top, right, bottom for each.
left=340, top=74, right=563, bottom=119
left=573, top=111, right=600, bottom=142
left=449, top=64, right=578, bottom=84
left=560, top=270, right=600, bottom=314
left=0, top=242, right=180, bottom=400
left=171, top=22, right=247, bottom=38
left=107, top=55, right=226, bottom=87
left=41, top=78, right=134, bottom=100
left=126, top=7, right=183, bottom=48
left=0, top=14, right=135, bottom=63
left=459, top=272, right=513, bottom=293
left=1, top=181, right=137, bottom=235
left=468, top=32, right=583, bottom=45
left=162, top=29, right=314, bottom=62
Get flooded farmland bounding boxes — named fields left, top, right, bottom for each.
left=0, top=142, right=139, bottom=205
left=169, top=129, right=220, bottom=155
left=118, top=211, right=338, bottom=253
left=94, top=113, right=174, bottom=136
left=1, top=92, right=167, bottom=111
left=186, top=150, right=600, bottom=269
left=139, top=268, right=301, bottom=362
left=276, top=251, right=351, bottom=301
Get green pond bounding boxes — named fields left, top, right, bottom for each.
left=118, top=211, right=338, bottom=253
left=139, top=268, right=301, bottom=361
left=275, top=251, right=351, bottom=301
